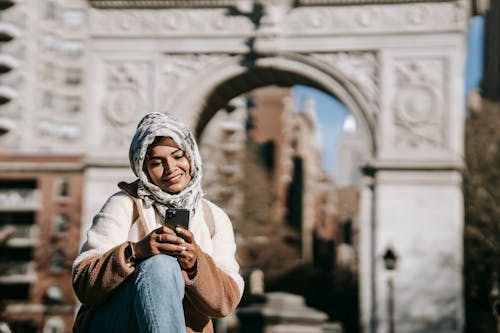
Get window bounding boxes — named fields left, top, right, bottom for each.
left=52, top=213, right=68, bottom=235
left=0, top=179, right=36, bottom=189
left=343, top=218, right=353, bottom=245
left=43, top=285, right=64, bottom=305
left=50, top=249, right=66, bottom=273
left=0, top=284, right=29, bottom=300
left=43, top=316, right=65, bottom=333
left=66, top=96, right=81, bottom=113
left=0, top=212, right=34, bottom=225
left=53, top=178, right=69, bottom=199
left=62, top=41, right=84, bottom=58
left=65, top=68, right=82, bottom=85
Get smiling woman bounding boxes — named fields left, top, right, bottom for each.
left=144, top=136, right=192, bottom=194
left=72, top=112, right=244, bottom=333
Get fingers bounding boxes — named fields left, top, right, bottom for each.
left=172, top=227, right=197, bottom=270
left=155, top=226, right=175, bottom=236
left=156, top=239, right=186, bottom=255
left=148, top=226, right=197, bottom=271
left=176, top=244, right=197, bottom=271
left=155, top=226, right=188, bottom=254
left=174, top=226, right=194, bottom=243
left=157, top=232, right=184, bottom=245
left=155, top=226, right=181, bottom=243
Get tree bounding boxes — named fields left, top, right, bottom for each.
left=463, top=101, right=500, bottom=333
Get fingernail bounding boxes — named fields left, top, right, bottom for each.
left=176, top=227, right=182, bottom=232
left=179, top=246, right=187, bottom=252
left=180, top=238, right=185, bottom=243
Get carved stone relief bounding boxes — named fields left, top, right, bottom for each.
left=89, top=9, right=254, bottom=36
left=392, top=58, right=447, bottom=150
left=311, top=52, right=379, bottom=112
left=37, top=120, right=81, bottom=141
left=283, top=1, right=466, bottom=34
left=101, top=61, right=152, bottom=146
left=159, top=54, right=234, bottom=112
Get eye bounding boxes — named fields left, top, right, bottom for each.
left=149, top=160, right=162, bottom=167
left=173, top=151, right=185, bottom=159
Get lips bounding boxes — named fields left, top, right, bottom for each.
left=164, top=173, right=182, bottom=185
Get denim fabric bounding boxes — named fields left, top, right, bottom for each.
left=88, top=255, right=185, bottom=333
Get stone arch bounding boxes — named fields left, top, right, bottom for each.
left=77, top=2, right=467, bottom=332
left=168, top=53, right=376, bottom=158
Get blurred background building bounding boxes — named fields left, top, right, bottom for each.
left=0, top=155, right=82, bottom=332
left=0, top=1, right=495, bottom=333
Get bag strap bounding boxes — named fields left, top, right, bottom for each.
left=131, top=197, right=149, bottom=237
left=202, top=200, right=215, bottom=239
left=118, top=180, right=149, bottom=237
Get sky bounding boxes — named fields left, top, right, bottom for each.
left=465, top=16, right=485, bottom=98
left=292, top=15, right=485, bottom=175
left=292, top=85, right=349, bottom=175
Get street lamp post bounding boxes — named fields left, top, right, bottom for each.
left=383, top=247, right=398, bottom=333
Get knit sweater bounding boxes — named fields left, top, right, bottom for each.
left=72, top=188, right=244, bottom=333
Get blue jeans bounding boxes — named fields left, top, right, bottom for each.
left=88, top=254, right=186, bottom=333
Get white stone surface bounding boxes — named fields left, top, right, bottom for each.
left=375, top=171, right=464, bottom=332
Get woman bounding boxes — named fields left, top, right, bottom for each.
left=72, top=112, right=244, bottom=333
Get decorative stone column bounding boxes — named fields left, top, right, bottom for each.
left=371, top=45, right=465, bottom=332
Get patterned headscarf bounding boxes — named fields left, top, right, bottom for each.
left=129, top=112, right=203, bottom=219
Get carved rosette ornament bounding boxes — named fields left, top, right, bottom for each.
left=102, top=61, right=152, bottom=146
left=392, top=58, right=446, bottom=150
left=312, top=52, right=379, bottom=112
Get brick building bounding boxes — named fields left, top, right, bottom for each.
left=0, top=155, right=83, bottom=333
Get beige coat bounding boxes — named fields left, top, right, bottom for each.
left=72, top=182, right=243, bottom=332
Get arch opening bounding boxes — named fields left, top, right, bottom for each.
left=191, top=58, right=372, bottom=333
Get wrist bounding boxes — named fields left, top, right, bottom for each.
left=125, top=242, right=138, bottom=264
left=184, top=261, right=198, bottom=278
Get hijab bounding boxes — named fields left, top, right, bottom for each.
left=129, top=112, right=203, bottom=219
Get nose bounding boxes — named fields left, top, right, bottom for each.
left=163, top=157, right=175, bottom=174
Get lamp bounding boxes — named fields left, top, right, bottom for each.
left=383, top=247, right=398, bottom=271
left=383, top=247, right=398, bottom=333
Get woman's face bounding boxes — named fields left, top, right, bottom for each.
left=144, top=137, right=192, bottom=194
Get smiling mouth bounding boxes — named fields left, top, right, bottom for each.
left=164, top=174, right=182, bottom=184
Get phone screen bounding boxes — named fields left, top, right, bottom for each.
left=164, top=208, right=190, bottom=230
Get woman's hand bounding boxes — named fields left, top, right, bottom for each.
left=173, top=226, right=198, bottom=273
left=132, top=226, right=198, bottom=273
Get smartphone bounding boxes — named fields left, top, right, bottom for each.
left=164, top=208, right=190, bottom=231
